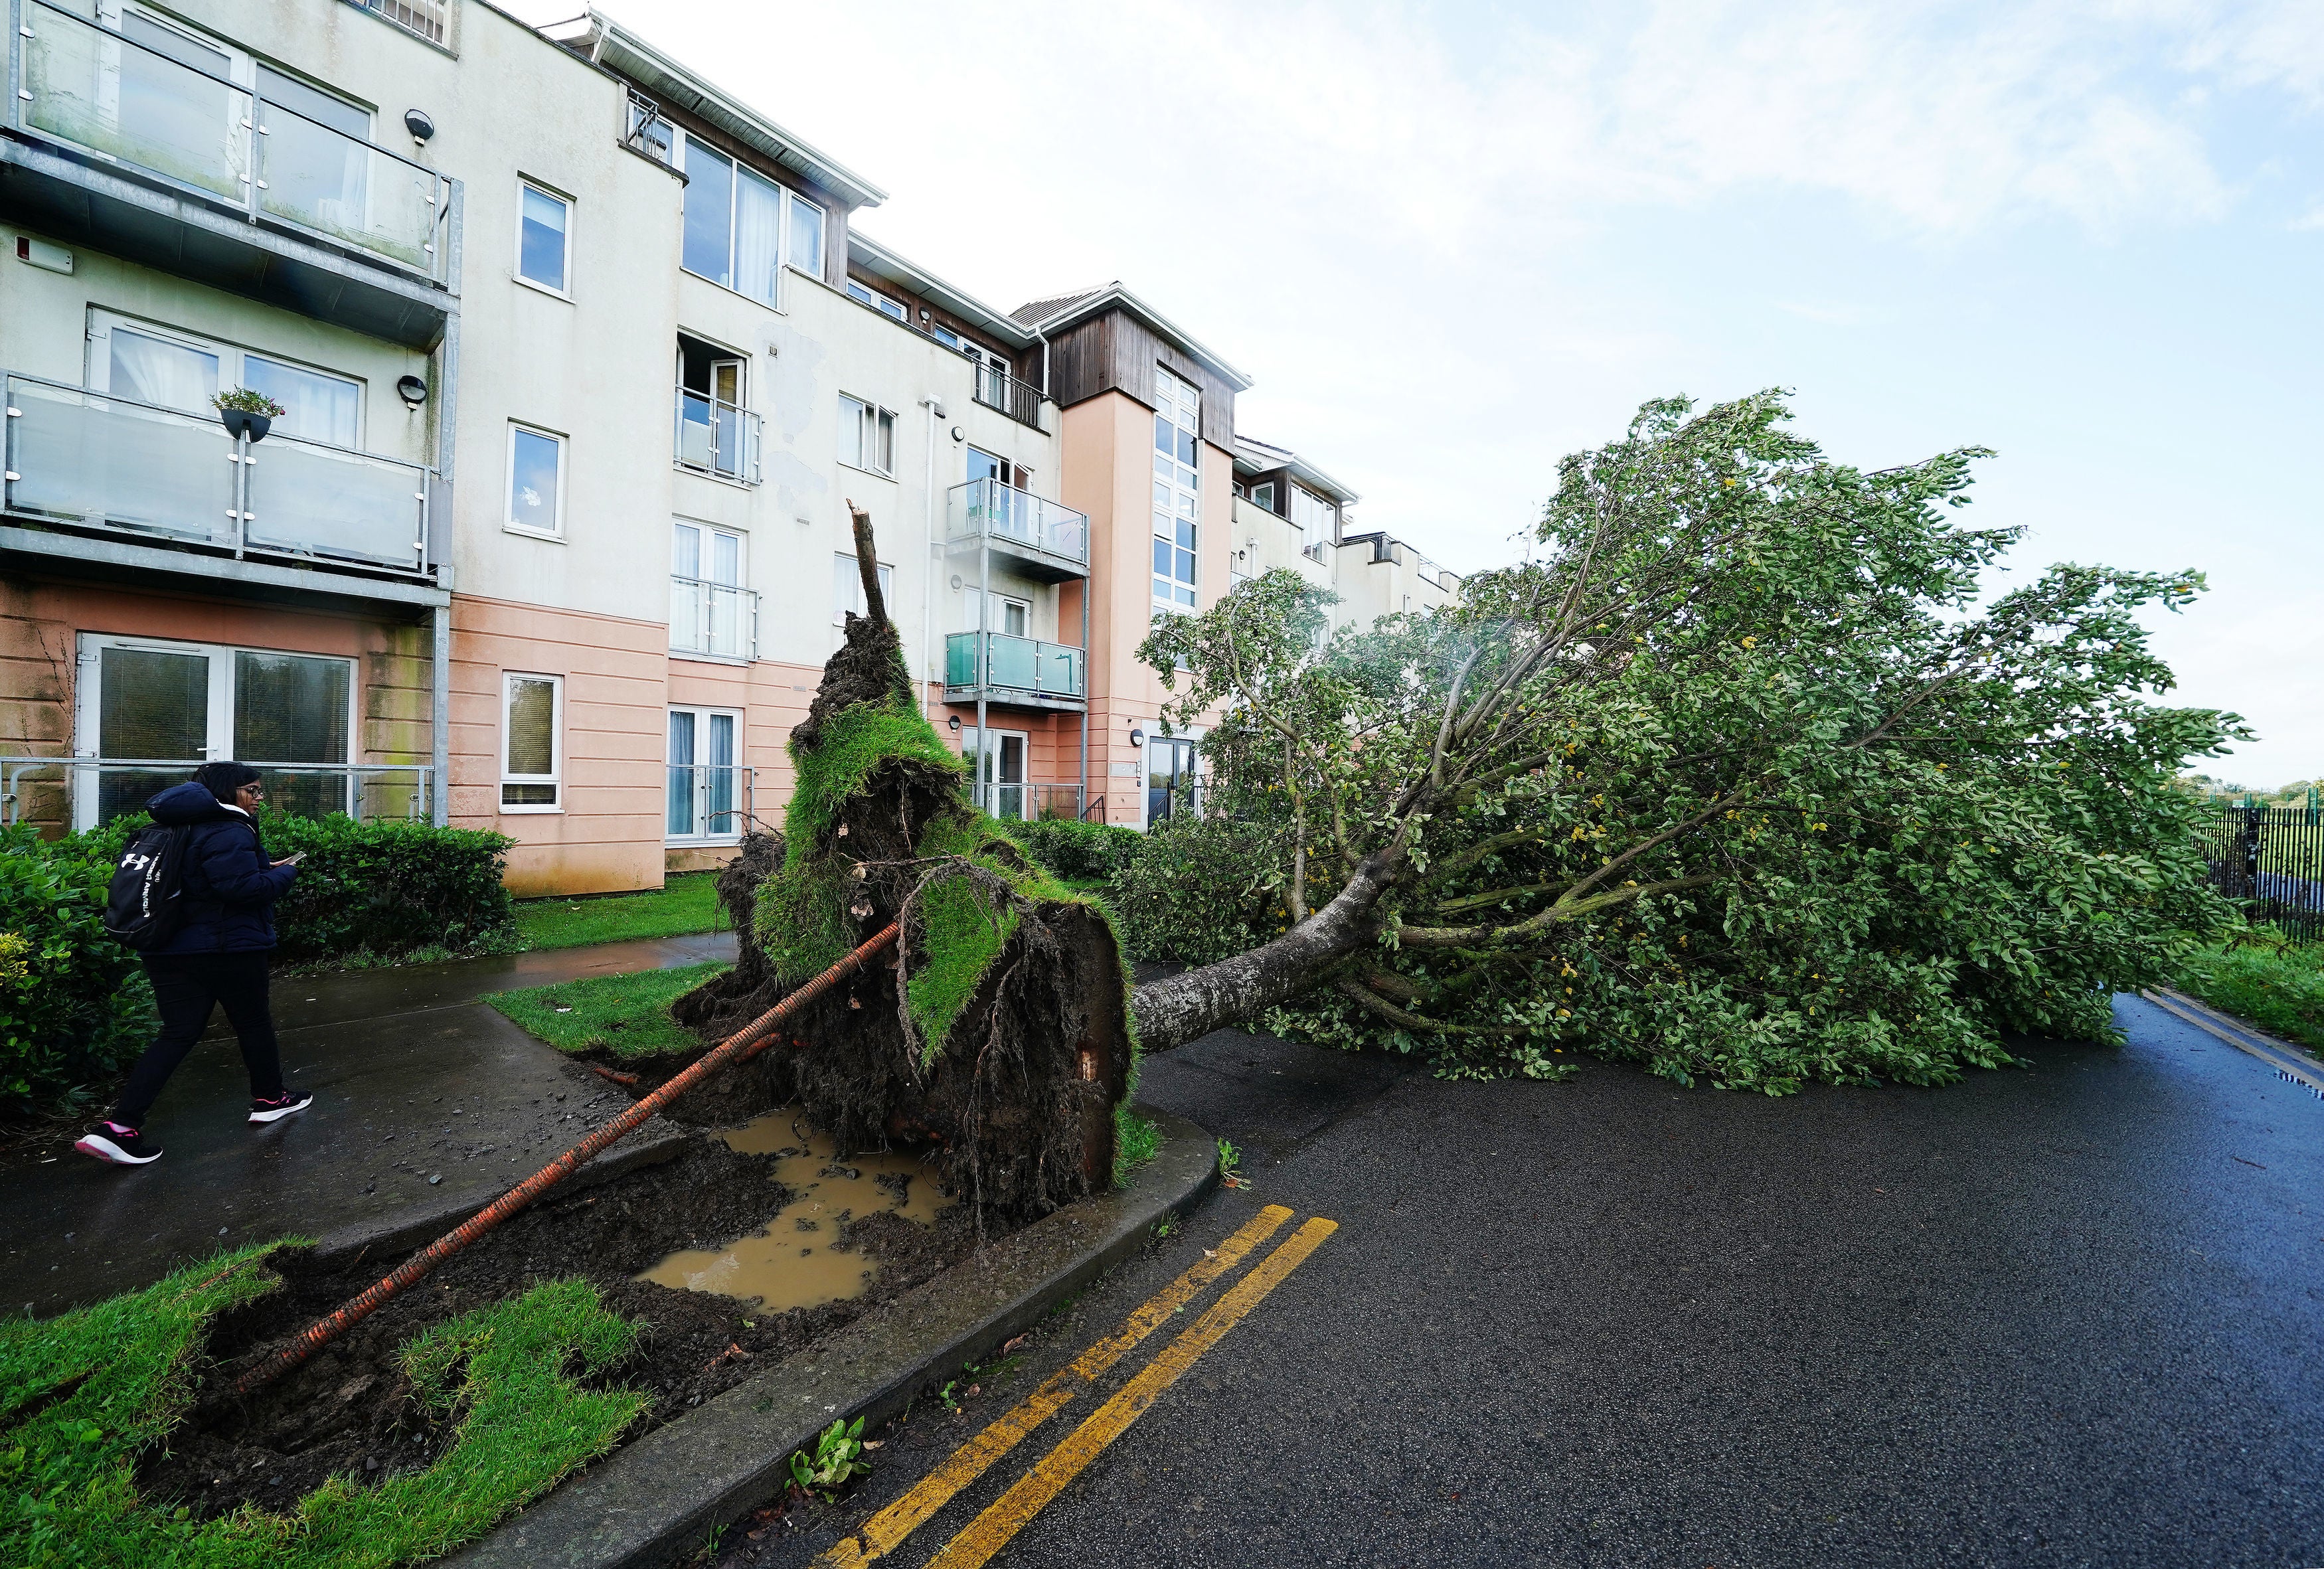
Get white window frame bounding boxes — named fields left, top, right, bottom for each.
left=514, top=177, right=574, bottom=299
left=1290, top=484, right=1335, bottom=536
left=838, top=394, right=897, bottom=478
left=665, top=704, right=745, bottom=845
left=1151, top=365, right=1203, bottom=616
left=833, top=553, right=896, bottom=627
left=70, top=632, right=359, bottom=831
left=499, top=671, right=564, bottom=813
left=505, top=422, right=567, bottom=539
left=86, top=309, right=367, bottom=448
left=847, top=280, right=909, bottom=322
left=677, top=131, right=827, bottom=308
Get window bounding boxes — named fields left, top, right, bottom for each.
left=1151, top=366, right=1202, bottom=614
left=675, top=335, right=755, bottom=481
left=983, top=594, right=1029, bottom=637
left=89, top=311, right=363, bottom=447
left=1147, top=735, right=1199, bottom=827
left=1290, top=484, right=1335, bottom=536
left=1251, top=481, right=1276, bottom=512
left=501, top=673, right=562, bottom=811
left=72, top=633, right=355, bottom=829
left=679, top=133, right=825, bottom=308
left=833, top=553, right=896, bottom=626
left=667, top=706, right=742, bottom=841
left=517, top=181, right=570, bottom=293
left=507, top=424, right=565, bottom=535
left=839, top=395, right=896, bottom=476
left=847, top=280, right=909, bottom=322
left=672, top=521, right=750, bottom=659
left=966, top=446, right=1029, bottom=491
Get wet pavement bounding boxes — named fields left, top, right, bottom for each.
left=732, top=993, right=2324, bottom=1569
left=3, top=933, right=735, bottom=1317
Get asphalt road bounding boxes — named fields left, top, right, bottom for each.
left=730, top=993, right=2324, bottom=1568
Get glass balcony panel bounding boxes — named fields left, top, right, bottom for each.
left=946, top=479, right=1089, bottom=568
left=705, top=582, right=742, bottom=656
left=704, top=764, right=739, bottom=833
left=675, top=390, right=715, bottom=470
left=1037, top=643, right=1084, bottom=697
left=244, top=436, right=424, bottom=570
left=258, top=106, right=438, bottom=273
left=24, top=4, right=251, bottom=205
left=4, top=376, right=235, bottom=546
left=945, top=631, right=979, bottom=687
left=985, top=633, right=1038, bottom=691
left=669, top=578, right=756, bottom=659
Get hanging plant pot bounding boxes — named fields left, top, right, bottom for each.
left=220, top=408, right=272, bottom=444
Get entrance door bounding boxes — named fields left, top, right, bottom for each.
left=667, top=706, right=742, bottom=841
left=962, top=726, right=1028, bottom=820
left=74, top=634, right=353, bottom=828
left=1146, top=736, right=1198, bottom=827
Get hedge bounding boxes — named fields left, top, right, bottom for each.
left=0, top=829, right=152, bottom=1112
left=998, top=818, right=1143, bottom=882
left=1108, top=814, right=1289, bottom=963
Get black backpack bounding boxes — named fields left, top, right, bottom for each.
left=103, top=823, right=191, bottom=951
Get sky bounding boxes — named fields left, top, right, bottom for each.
left=517, top=0, right=2321, bottom=785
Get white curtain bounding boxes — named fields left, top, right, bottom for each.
left=734, top=166, right=784, bottom=309
left=243, top=355, right=360, bottom=446
left=108, top=329, right=218, bottom=415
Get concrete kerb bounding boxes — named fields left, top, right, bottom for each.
left=447, top=1107, right=1220, bottom=1569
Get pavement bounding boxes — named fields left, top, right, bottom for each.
left=725, top=995, right=2324, bottom=1569
left=3, top=932, right=736, bottom=1317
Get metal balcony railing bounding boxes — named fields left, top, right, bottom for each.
left=3, top=372, right=432, bottom=575
left=946, top=478, right=1088, bottom=568
left=12, top=0, right=452, bottom=280
left=669, top=576, right=758, bottom=660
left=971, top=361, right=1044, bottom=428
left=674, top=387, right=762, bottom=483
left=666, top=763, right=753, bottom=841
left=1, top=756, right=431, bottom=829
left=978, top=782, right=1084, bottom=823
left=946, top=631, right=1084, bottom=701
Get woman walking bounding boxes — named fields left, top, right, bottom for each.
left=75, top=762, right=311, bottom=1167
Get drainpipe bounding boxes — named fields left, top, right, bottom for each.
left=430, top=606, right=450, bottom=827
left=1078, top=576, right=1089, bottom=820
left=919, top=397, right=943, bottom=718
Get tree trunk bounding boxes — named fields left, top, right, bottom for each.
left=1127, top=855, right=1397, bottom=1052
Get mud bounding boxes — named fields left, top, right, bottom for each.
left=140, top=1126, right=979, bottom=1523
left=640, top=1109, right=953, bottom=1314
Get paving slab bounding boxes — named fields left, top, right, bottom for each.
left=4, top=934, right=736, bottom=1317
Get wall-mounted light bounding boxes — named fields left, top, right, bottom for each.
left=403, top=108, right=436, bottom=146
left=947, top=715, right=962, bottom=732
left=1128, top=726, right=1147, bottom=749
left=950, top=426, right=964, bottom=444
left=949, top=574, right=963, bottom=591
left=395, top=374, right=428, bottom=407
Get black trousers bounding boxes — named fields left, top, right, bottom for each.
left=110, top=951, right=284, bottom=1127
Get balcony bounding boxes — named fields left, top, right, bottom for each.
left=674, top=387, right=762, bottom=484
left=946, top=631, right=1085, bottom=710
left=970, top=362, right=1044, bottom=430
left=946, top=478, right=1088, bottom=580
left=670, top=575, right=758, bottom=661
left=2, top=0, right=456, bottom=345
left=976, top=782, right=1084, bottom=823
left=3, top=371, right=432, bottom=580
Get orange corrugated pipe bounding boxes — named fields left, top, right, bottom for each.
left=230, top=923, right=900, bottom=1397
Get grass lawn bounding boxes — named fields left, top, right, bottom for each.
left=487, top=961, right=729, bottom=1059
left=0, top=1246, right=642, bottom=1568
left=2176, top=938, right=2324, bottom=1052
left=511, top=872, right=728, bottom=951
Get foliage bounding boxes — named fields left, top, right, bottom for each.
left=0, top=827, right=156, bottom=1112
left=488, top=961, right=731, bottom=1058
left=59, top=811, right=514, bottom=964
left=1216, top=1137, right=1248, bottom=1190
left=901, top=870, right=1022, bottom=1068
left=512, top=873, right=728, bottom=950
left=788, top=1416, right=871, bottom=1499
left=1134, top=391, right=2242, bottom=1088
left=210, top=387, right=285, bottom=418
left=1110, top=815, right=1293, bottom=964
left=0, top=1248, right=646, bottom=1568
left=1113, top=1104, right=1161, bottom=1185
left=2176, top=936, right=2324, bottom=1050
left=997, top=819, right=1143, bottom=882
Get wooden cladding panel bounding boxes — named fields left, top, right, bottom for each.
left=1047, top=306, right=1236, bottom=452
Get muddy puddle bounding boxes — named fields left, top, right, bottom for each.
left=639, top=1108, right=952, bottom=1313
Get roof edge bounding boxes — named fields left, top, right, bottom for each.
left=1019, top=284, right=1254, bottom=392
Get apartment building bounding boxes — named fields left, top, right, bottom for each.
left=0, top=0, right=1459, bottom=890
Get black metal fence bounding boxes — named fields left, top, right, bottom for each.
left=2200, top=805, right=2324, bottom=944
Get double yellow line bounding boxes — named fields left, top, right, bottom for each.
left=815, top=1204, right=1335, bottom=1569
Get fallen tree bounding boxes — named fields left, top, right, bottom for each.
left=676, top=508, right=1131, bottom=1224
left=1122, top=392, right=2241, bottom=1090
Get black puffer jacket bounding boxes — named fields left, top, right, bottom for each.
left=144, top=782, right=298, bottom=955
